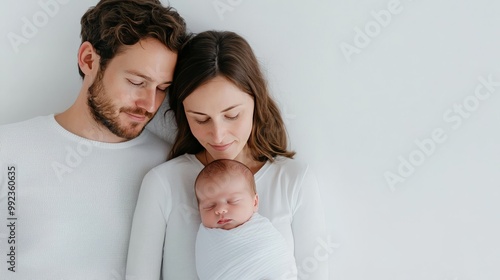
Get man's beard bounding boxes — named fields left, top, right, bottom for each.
left=87, top=70, right=154, bottom=140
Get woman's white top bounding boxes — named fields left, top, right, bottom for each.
left=126, top=153, right=328, bottom=280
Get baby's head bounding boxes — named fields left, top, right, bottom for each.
left=195, top=159, right=258, bottom=230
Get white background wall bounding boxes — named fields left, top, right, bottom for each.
left=2, top=0, right=500, bottom=279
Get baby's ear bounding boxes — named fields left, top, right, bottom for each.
left=253, top=194, right=259, bottom=211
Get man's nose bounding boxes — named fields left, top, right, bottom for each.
left=135, top=87, right=157, bottom=113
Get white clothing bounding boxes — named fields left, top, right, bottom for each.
left=195, top=213, right=297, bottom=280
left=0, top=115, right=169, bottom=280
left=127, top=154, right=328, bottom=280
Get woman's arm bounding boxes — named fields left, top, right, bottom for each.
left=126, top=169, right=172, bottom=280
left=291, top=165, right=330, bottom=280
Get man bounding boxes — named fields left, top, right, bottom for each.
left=0, top=0, right=186, bottom=278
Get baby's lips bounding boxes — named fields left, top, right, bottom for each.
left=217, top=218, right=232, bottom=224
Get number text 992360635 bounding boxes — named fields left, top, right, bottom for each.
left=6, top=166, right=17, bottom=273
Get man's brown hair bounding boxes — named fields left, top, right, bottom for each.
left=78, top=0, right=187, bottom=78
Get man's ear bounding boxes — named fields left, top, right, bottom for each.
left=78, top=41, right=99, bottom=77
left=253, top=194, right=259, bottom=212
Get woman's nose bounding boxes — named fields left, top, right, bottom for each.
left=211, top=121, right=226, bottom=144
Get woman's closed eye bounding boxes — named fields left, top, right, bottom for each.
left=127, top=79, right=144, bottom=86
left=195, top=118, right=210, bottom=124
left=225, top=114, right=239, bottom=120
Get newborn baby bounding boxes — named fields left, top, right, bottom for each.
left=194, top=159, right=297, bottom=280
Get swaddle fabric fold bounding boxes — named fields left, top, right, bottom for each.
left=195, top=213, right=297, bottom=280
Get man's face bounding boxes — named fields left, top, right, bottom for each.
left=88, top=38, right=177, bottom=140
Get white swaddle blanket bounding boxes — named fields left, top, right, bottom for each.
left=195, top=213, right=297, bottom=280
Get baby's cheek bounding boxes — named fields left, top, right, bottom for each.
left=200, top=213, right=212, bottom=226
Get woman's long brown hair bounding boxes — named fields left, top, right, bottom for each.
left=168, top=31, right=295, bottom=162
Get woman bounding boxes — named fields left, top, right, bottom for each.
left=126, top=31, right=328, bottom=279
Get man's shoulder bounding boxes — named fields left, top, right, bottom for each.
left=139, top=129, right=170, bottom=148
left=129, top=130, right=171, bottom=161
left=0, top=115, right=50, bottom=138
left=0, top=115, right=49, bottom=130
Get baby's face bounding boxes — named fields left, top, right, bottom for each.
left=196, top=173, right=258, bottom=230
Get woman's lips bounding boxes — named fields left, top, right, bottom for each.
left=210, top=142, right=232, bottom=152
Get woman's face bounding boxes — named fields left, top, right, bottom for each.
left=183, top=76, right=254, bottom=162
